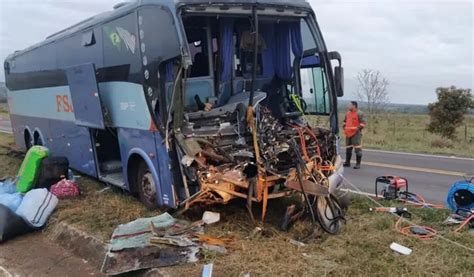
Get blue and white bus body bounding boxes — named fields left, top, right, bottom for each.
left=8, top=81, right=175, bottom=207
left=4, top=0, right=345, bottom=212
left=5, top=0, right=185, bottom=208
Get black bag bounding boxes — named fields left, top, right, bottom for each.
left=0, top=204, right=35, bottom=242
left=36, top=157, right=69, bottom=189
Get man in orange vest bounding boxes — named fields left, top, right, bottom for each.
left=343, top=101, right=367, bottom=169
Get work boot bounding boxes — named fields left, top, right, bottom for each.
left=354, top=149, right=362, bottom=169
left=343, top=147, right=352, bottom=167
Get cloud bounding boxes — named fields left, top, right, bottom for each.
left=309, top=0, right=473, bottom=104
left=0, top=0, right=472, bottom=104
left=0, top=0, right=115, bottom=76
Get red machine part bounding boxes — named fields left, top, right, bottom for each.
left=375, top=176, right=408, bottom=200
left=391, top=176, right=407, bottom=190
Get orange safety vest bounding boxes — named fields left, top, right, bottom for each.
left=344, top=111, right=360, bottom=138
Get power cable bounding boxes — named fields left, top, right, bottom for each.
left=337, top=173, right=474, bottom=253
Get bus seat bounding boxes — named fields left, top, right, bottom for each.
left=216, top=77, right=272, bottom=107
left=186, top=91, right=267, bottom=121
left=165, top=79, right=214, bottom=111
left=185, top=79, right=214, bottom=110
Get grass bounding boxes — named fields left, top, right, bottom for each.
left=0, top=103, right=10, bottom=120
left=168, top=197, right=474, bottom=276
left=308, top=113, right=474, bottom=158
left=0, top=133, right=473, bottom=276
left=362, top=113, right=474, bottom=157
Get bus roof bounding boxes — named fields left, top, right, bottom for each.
left=5, top=0, right=311, bottom=61
left=175, top=0, right=311, bottom=9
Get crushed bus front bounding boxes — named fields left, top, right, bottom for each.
left=167, top=1, right=347, bottom=233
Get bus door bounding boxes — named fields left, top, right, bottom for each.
left=66, top=63, right=124, bottom=187
left=65, top=63, right=106, bottom=129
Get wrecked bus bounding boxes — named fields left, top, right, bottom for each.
left=4, top=0, right=346, bottom=232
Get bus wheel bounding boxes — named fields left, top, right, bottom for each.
left=24, top=130, right=33, bottom=150
left=136, top=161, right=158, bottom=210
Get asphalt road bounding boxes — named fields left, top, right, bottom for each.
left=344, top=149, right=474, bottom=204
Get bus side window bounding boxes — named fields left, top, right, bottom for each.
left=300, top=65, right=330, bottom=115
left=101, top=13, right=141, bottom=83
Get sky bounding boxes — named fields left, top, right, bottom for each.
left=0, top=0, right=472, bottom=105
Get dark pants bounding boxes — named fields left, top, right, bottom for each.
left=345, top=131, right=362, bottom=165
left=345, top=131, right=362, bottom=147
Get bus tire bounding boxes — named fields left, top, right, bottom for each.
left=136, top=161, right=158, bottom=210
left=24, top=130, right=33, bottom=150
left=34, top=131, right=43, bottom=146
left=314, top=195, right=343, bottom=235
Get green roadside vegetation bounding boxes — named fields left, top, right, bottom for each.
left=362, top=113, right=474, bottom=157
left=309, top=113, right=474, bottom=158
left=0, top=133, right=472, bottom=276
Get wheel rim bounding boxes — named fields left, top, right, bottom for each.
left=141, top=171, right=156, bottom=203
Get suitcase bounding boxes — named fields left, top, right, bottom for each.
left=16, top=146, right=49, bottom=193
left=36, top=157, right=69, bottom=189
left=16, top=188, right=58, bottom=228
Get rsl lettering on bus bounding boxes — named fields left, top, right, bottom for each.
left=56, top=95, right=74, bottom=113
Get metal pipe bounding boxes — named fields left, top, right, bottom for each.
left=248, top=6, right=259, bottom=108
left=290, top=140, right=318, bottom=227
left=206, top=18, right=216, bottom=97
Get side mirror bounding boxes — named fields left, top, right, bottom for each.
left=334, top=66, right=344, bottom=97
left=4, top=62, right=10, bottom=74
left=328, top=51, right=341, bottom=64
left=328, top=51, right=344, bottom=97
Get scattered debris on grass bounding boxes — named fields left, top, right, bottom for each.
left=390, top=242, right=412, bottom=255
left=102, top=211, right=229, bottom=275
left=202, top=263, right=213, bottom=277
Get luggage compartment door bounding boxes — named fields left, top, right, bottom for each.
left=66, top=63, right=106, bottom=129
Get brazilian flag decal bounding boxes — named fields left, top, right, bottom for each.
left=104, top=26, right=122, bottom=50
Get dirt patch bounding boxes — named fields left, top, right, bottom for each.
left=0, top=232, right=99, bottom=276
left=46, top=222, right=107, bottom=269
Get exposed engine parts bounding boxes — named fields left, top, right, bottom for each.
left=175, top=92, right=344, bottom=234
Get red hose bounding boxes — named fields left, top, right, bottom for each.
left=454, top=214, right=474, bottom=233
left=395, top=217, right=437, bottom=240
